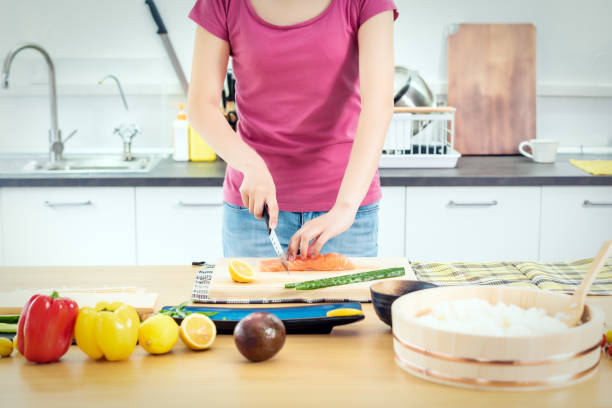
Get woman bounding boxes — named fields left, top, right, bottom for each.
left=187, top=0, right=397, bottom=260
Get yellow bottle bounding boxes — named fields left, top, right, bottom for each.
left=188, top=125, right=216, bottom=161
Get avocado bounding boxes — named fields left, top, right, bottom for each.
left=233, top=312, right=286, bottom=362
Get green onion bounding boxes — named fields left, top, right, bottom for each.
left=0, top=315, right=19, bottom=324
left=0, top=323, right=17, bottom=334
left=285, top=267, right=405, bottom=290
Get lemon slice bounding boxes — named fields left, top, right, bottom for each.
left=180, top=313, right=217, bottom=350
left=326, top=308, right=363, bottom=317
left=229, top=259, right=255, bottom=283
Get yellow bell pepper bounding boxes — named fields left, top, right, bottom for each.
left=75, top=301, right=139, bottom=361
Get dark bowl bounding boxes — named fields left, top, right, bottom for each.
left=370, top=280, right=437, bottom=327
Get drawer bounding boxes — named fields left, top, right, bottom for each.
left=540, top=186, right=612, bottom=261
left=1, top=187, right=136, bottom=266
left=136, top=187, right=223, bottom=265
left=378, top=187, right=405, bottom=257
left=405, top=187, right=541, bottom=262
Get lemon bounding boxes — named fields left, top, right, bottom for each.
left=326, top=308, right=363, bottom=317
left=139, top=314, right=179, bottom=355
left=229, top=259, right=255, bottom=283
left=0, top=337, right=13, bottom=358
left=180, top=313, right=217, bottom=350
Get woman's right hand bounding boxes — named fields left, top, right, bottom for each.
left=239, top=161, right=279, bottom=229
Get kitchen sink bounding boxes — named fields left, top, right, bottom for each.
left=0, top=154, right=164, bottom=174
left=23, top=155, right=162, bottom=173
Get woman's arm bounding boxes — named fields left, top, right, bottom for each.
left=187, top=26, right=279, bottom=227
left=287, top=10, right=395, bottom=259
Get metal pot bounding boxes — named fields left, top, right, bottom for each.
left=392, top=67, right=435, bottom=140
left=393, top=67, right=435, bottom=108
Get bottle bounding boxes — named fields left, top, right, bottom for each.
left=189, top=124, right=216, bottom=161
left=172, top=103, right=189, bottom=162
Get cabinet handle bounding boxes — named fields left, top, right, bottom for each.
left=178, top=201, right=221, bottom=207
left=583, top=200, right=612, bottom=207
left=44, top=200, right=93, bottom=207
left=447, top=200, right=498, bottom=207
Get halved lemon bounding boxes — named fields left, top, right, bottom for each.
left=229, top=259, right=255, bottom=283
left=180, top=313, right=217, bottom=350
left=326, top=308, right=363, bottom=317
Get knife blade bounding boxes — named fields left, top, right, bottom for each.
left=145, top=0, right=189, bottom=95
left=262, top=205, right=290, bottom=272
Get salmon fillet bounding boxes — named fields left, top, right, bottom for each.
left=259, top=253, right=355, bottom=272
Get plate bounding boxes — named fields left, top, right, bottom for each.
left=160, top=302, right=364, bottom=334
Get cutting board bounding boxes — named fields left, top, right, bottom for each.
left=208, top=257, right=415, bottom=302
left=448, top=24, right=536, bottom=155
left=0, top=287, right=158, bottom=314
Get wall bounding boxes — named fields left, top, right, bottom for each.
left=0, top=0, right=610, bottom=154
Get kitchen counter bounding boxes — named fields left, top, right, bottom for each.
left=1, top=266, right=611, bottom=407
left=0, top=154, right=611, bottom=187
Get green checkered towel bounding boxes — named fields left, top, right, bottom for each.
left=412, top=259, right=612, bottom=295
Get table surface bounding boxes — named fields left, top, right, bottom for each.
left=1, top=265, right=611, bottom=408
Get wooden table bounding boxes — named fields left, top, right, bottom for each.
left=1, top=266, right=611, bottom=408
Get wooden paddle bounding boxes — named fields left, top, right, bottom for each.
left=561, top=240, right=612, bottom=327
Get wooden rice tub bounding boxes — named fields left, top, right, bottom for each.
left=391, top=286, right=604, bottom=391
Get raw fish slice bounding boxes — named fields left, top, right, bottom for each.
left=259, top=253, right=355, bottom=272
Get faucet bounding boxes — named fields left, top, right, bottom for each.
left=98, top=74, right=140, bottom=161
left=2, top=43, right=69, bottom=163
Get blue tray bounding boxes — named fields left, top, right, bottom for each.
left=160, top=302, right=364, bottom=334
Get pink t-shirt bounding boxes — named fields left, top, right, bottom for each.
left=189, top=0, right=398, bottom=212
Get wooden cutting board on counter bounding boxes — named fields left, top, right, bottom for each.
left=208, top=257, right=414, bottom=302
left=448, top=24, right=536, bottom=155
left=0, top=288, right=158, bottom=314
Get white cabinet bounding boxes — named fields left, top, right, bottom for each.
left=540, top=186, right=612, bottom=261
left=138, top=186, right=402, bottom=263
left=0, top=189, right=3, bottom=266
left=378, top=187, right=405, bottom=257
left=1, top=187, right=136, bottom=266
left=1, top=184, right=609, bottom=266
left=135, top=187, right=223, bottom=265
left=405, top=187, right=541, bottom=262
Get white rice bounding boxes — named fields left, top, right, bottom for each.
left=413, top=298, right=569, bottom=336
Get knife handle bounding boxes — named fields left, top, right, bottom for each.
left=145, top=0, right=168, bottom=34
left=262, top=204, right=271, bottom=234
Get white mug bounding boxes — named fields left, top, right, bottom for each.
left=518, top=139, right=559, bottom=163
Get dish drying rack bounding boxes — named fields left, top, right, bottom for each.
left=379, top=107, right=460, bottom=168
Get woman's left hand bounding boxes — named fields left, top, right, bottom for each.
left=287, top=204, right=357, bottom=260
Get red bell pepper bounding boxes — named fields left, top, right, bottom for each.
left=17, top=291, right=78, bottom=363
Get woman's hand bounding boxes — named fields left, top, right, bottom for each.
left=287, top=203, right=357, bottom=260
left=239, top=161, right=279, bottom=229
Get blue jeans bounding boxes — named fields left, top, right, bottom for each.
left=222, top=202, right=379, bottom=257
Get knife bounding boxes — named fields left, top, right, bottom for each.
left=262, top=205, right=290, bottom=272
left=145, top=0, right=189, bottom=96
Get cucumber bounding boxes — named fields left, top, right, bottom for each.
left=0, top=315, right=19, bottom=324
left=0, top=323, right=17, bottom=334
left=284, top=267, right=405, bottom=290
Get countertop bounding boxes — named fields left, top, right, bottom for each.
left=1, top=265, right=611, bottom=408
left=0, top=154, right=611, bottom=187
